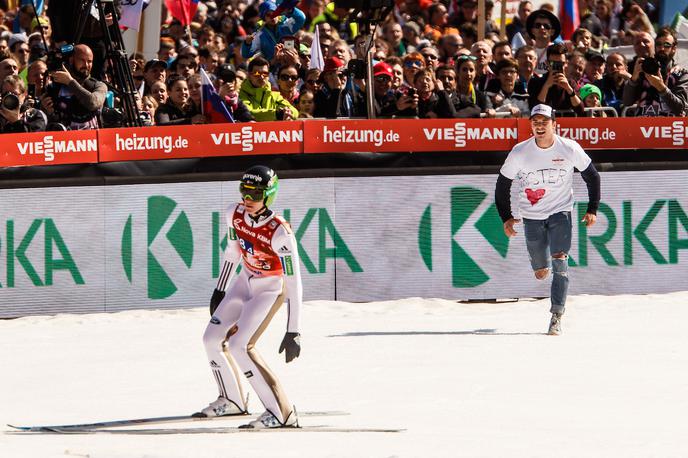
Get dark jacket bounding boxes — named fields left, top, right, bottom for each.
left=594, top=74, right=626, bottom=115
left=155, top=101, right=193, bottom=125
left=314, top=83, right=366, bottom=118
left=622, top=62, right=688, bottom=117
left=396, top=90, right=459, bottom=118
left=528, top=72, right=585, bottom=116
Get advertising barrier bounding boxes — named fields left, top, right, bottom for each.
left=0, top=130, right=98, bottom=167
left=0, top=172, right=686, bottom=317
left=1, top=118, right=688, bottom=168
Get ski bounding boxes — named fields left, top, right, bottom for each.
left=8, top=425, right=403, bottom=434
left=7, top=410, right=348, bottom=432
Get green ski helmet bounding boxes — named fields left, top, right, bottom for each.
left=239, top=165, right=279, bottom=207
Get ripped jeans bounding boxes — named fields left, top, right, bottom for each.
left=523, top=211, right=572, bottom=315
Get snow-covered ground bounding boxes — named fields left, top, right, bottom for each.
left=1, top=292, right=687, bottom=458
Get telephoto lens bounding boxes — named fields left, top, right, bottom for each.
left=1, top=93, right=20, bottom=111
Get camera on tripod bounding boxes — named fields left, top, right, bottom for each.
left=47, top=44, right=75, bottom=72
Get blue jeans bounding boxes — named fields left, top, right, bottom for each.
left=523, top=212, right=572, bottom=315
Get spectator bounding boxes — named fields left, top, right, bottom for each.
left=628, top=31, right=653, bottom=74
left=572, top=27, right=593, bottom=54
left=450, top=0, right=478, bottom=28
left=579, top=83, right=606, bottom=116
left=302, top=68, right=321, bottom=94
left=216, top=63, right=254, bottom=123
left=486, top=58, right=529, bottom=117
left=155, top=75, right=201, bottom=125
left=26, top=59, right=47, bottom=97
left=401, top=22, right=422, bottom=53
left=515, top=45, right=537, bottom=88
left=506, top=1, right=532, bottom=42
left=242, top=0, right=305, bottom=61
left=143, top=59, right=167, bottom=94
left=528, top=43, right=584, bottom=116
left=30, top=16, right=52, bottom=47
left=0, top=55, right=18, bottom=83
left=595, top=52, right=629, bottom=114
left=526, top=9, right=561, bottom=76
left=150, top=80, right=168, bottom=105
left=566, top=52, right=586, bottom=92
left=617, top=3, right=654, bottom=46
left=439, top=33, right=463, bottom=63
left=199, top=47, right=219, bottom=74
left=314, top=56, right=365, bottom=118
left=582, top=0, right=619, bottom=44
left=141, top=95, right=158, bottom=124
left=9, top=33, right=28, bottom=71
left=583, top=50, right=605, bottom=84
left=623, top=28, right=688, bottom=117
left=41, top=44, right=107, bottom=129
left=0, top=74, right=47, bottom=132
left=158, top=39, right=177, bottom=64
left=298, top=44, right=311, bottom=70
left=172, top=54, right=197, bottom=79
left=328, top=39, right=352, bottom=65
left=402, top=52, right=426, bottom=88
left=493, top=41, right=513, bottom=64
left=419, top=45, right=441, bottom=71
left=296, top=89, right=315, bottom=118
left=435, top=65, right=457, bottom=92
left=453, top=55, right=491, bottom=117
left=276, top=64, right=300, bottom=106
left=384, top=56, right=404, bottom=90
left=383, top=22, right=405, bottom=57
left=471, top=40, right=494, bottom=91
left=458, top=23, right=478, bottom=50
left=187, top=73, right=203, bottom=117
left=424, top=3, right=458, bottom=44
left=240, top=56, right=298, bottom=121
left=371, top=61, right=398, bottom=117
left=410, top=68, right=458, bottom=118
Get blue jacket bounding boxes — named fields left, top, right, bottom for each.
left=241, top=8, right=305, bottom=61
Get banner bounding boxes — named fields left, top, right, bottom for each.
left=303, top=118, right=518, bottom=153
left=1, top=172, right=686, bottom=317
left=98, top=122, right=303, bottom=162
left=0, top=130, right=98, bottom=167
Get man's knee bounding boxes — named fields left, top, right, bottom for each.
left=552, top=252, right=569, bottom=275
left=534, top=268, right=550, bottom=280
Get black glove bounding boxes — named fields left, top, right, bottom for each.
left=279, top=332, right=301, bottom=363
left=209, top=289, right=225, bottom=316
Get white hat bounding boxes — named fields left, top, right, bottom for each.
left=530, top=104, right=554, bottom=119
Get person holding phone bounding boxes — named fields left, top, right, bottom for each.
left=527, top=43, right=584, bottom=116
left=241, top=0, right=305, bottom=61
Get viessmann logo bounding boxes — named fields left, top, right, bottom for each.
left=211, top=126, right=303, bottom=152
left=121, top=196, right=193, bottom=299
left=640, top=120, right=688, bottom=146
left=423, top=122, right=517, bottom=148
left=418, top=187, right=509, bottom=288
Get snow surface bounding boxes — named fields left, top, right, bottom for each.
left=1, top=293, right=688, bottom=458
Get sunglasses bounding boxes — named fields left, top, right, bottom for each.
left=251, top=70, right=270, bottom=77
left=533, top=22, right=553, bottom=30
left=279, top=74, right=299, bottom=82
left=404, top=60, right=424, bottom=68
left=306, top=79, right=320, bottom=85
left=336, top=71, right=347, bottom=79
left=178, top=63, right=196, bottom=69
left=374, top=75, right=391, bottom=82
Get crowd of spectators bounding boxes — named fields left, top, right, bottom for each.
left=0, top=0, right=681, bottom=132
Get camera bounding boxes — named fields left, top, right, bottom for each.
left=347, top=59, right=366, bottom=80
left=47, top=44, right=75, bottom=72
left=275, top=108, right=286, bottom=121
left=641, top=57, right=660, bottom=75
left=550, top=61, right=564, bottom=73
left=407, top=87, right=416, bottom=97
left=1, top=92, right=20, bottom=111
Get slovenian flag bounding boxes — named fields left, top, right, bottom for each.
left=200, top=68, right=235, bottom=124
left=559, top=0, right=580, bottom=40
left=164, top=0, right=200, bottom=26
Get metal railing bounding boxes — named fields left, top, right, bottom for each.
left=584, top=107, right=618, bottom=117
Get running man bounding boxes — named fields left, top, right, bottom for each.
left=197, top=165, right=302, bottom=428
left=495, top=104, right=601, bottom=335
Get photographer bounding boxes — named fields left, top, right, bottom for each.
left=40, top=44, right=106, bottom=130
left=528, top=43, right=584, bottom=116
left=313, top=57, right=365, bottom=119
left=0, top=74, right=47, bottom=133
left=623, top=28, right=688, bottom=117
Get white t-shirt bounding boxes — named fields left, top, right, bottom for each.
left=500, top=135, right=592, bottom=220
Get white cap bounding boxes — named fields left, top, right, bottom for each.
left=530, top=104, right=554, bottom=119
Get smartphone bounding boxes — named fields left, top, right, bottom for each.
left=27, top=83, right=36, bottom=98
left=281, top=36, right=299, bottom=51
left=407, top=87, right=416, bottom=97
left=550, top=61, right=564, bottom=73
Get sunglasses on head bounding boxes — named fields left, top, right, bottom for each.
left=404, top=60, right=424, bottom=68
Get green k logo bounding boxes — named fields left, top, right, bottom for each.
left=419, top=187, right=509, bottom=288
left=121, top=196, right=194, bottom=299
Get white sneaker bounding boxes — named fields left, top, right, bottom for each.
left=193, top=396, right=247, bottom=418
left=240, top=409, right=299, bottom=429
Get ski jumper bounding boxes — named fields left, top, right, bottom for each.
left=203, top=203, right=302, bottom=423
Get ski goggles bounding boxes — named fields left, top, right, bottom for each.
left=239, top=183, right=266, bottom=201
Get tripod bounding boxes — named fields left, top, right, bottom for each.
left=74, top=0, right=143, bottom=127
